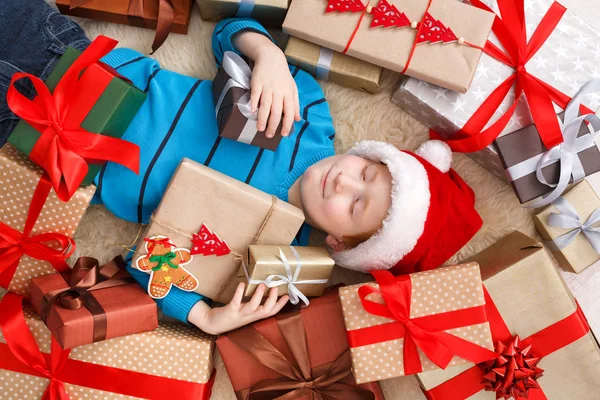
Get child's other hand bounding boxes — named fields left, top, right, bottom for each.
left=249, top=40, right=301, bottom=138
left=189, top=283, right=288, bottom=335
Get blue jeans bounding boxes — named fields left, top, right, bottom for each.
left=0, top=0, right=90, bottom=146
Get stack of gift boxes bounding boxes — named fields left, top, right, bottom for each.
left=4, top=0, right=600, bottom=399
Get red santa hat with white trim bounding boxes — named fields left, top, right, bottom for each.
left=331, top=140, right=482, bottom=274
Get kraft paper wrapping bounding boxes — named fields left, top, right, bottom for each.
left=216, top=287, right=385, bottom=400
left=0, top=144, right=95, bottom=297
left=133, top=158, right=305, bottom=303
left=283, top=0, right=494, bottom=93
left=198, top=0, right=290, bottom=27
left=55, top=0, right=193, bottom=34
left=339, top=262, right=493, bottom=384
left=241, top=245, right=335, bottom=297
left=29, top=271, right=158, bottom=350
left=418, top=231, right=600, bottom=399
left=0, top=305, right=214, bottom=399
left=393, top=0, right=600, bottom=179
left=533, top=180, right=600, bottom=273
left=284, top=37, right=383, bottom=94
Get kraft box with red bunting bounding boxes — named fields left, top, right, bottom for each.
left=283, top=0, right=495, bottom=93
left=0, top=144, right=95, bottom=297
left=339, top=262, right=496, bottom=384
left=0, top=293, right=215, bottom=400
left=393, top=0, right=600, bottom=181
left=420, top=231, right=600, bottom=400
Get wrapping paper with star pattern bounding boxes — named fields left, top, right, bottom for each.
left=392, top=0, right=600, bottom=180
left=0, top=304, right=215, bottom=399
left=418, top=231, right=600, bottom=398
left=339, top=262, right=494, bottom=384
left=0, top=144, right=95, bottom=297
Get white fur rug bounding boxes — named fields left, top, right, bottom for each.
left=37, top=2, right=596, bottom=399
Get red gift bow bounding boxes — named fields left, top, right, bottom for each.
left=0, top=293, right=215, bottom=400
left=348, top=270, right=498, bottom=376
left=0, top=176, right=73, bottom=289
left=6, top=35, right=140, bottom=203
left=431, top=0, right=591, bottom=153
left=424, top=289, right=591, bottom=400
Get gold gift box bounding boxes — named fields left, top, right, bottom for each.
left=285, top=37, right=383, bottom=94
left=533, top=180, right=600, bottom=273
left=197, top=0, right=290, bottom=27
left=240, top=245, right=334, bottom=298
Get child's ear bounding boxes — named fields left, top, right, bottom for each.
left=325, top=235, right=352, bottom=252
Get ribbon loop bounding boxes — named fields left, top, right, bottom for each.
left=546, top=196, right=600, bottom=253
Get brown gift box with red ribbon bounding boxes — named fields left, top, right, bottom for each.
left=420, top=231, right=600, bottom=399
left=0, top=293, right=215, bottom=399
left=0, top=144, right=95, bottom=297
left=283, top=0, right=494, bottom=93
left=216, top=287, right=385, bottom=400
left=339, top=263, right=495, bottom=384
left=29, top=256, right=158, bottom=350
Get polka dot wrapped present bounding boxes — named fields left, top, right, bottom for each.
left=0, top=144, right=95, bottom=297
left=339, top=262, right=496, bottom=384
left=0, top=293, right=215, bottom=400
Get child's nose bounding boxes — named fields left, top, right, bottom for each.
left=334, top=174, right=361, bottom=194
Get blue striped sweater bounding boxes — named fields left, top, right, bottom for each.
left=97, top=19, right=335, bottom=323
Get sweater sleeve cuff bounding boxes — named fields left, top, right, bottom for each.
left=213, top=18, right=273, bottom=65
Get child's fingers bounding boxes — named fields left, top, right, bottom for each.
left=257, top=91, right=272, bottom=132
left=266, top=95, right=283, bottom=138
left=245, top=283, right=266, bottom=313
left=270, top=295, right=289, bottom=316
left=294, top=87, right=301, bottom=121
left=251, top=84, right=262, bottom=113
left=281, top=97, right=295, bottom=137
left=231, top=282, right=245, bottom=308
left=260, top=287, right=279, bottom=314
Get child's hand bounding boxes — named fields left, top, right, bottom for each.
left=233, top=32, right=301, bottom=138
left=188, top=283, right=289, bottom=335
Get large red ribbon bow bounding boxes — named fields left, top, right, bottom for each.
left=353, top=270, right=497, bottom=375
left=0, top=177, right=73, bottom=289
left=6, top=35, right=140, bottom=202
left=434, top=0, right=575, bottom=153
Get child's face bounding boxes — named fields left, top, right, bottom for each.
left=300, top=155, right=392, bottom=247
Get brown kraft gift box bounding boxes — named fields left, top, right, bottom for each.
left=283, top=0, right=494, bottom=93
left=240, top=245, right=334, bottom=298
left=495, top=111, right=600, bottom=204
left=216, top=287, right=385, bottom=400
left=29, top=256, right=158, bottom=349
left=198, top=0, right=290, bottom=27
left=133, top=158, right=305, bottom=303
left=55, top=0, right=193, bottom=35
left=339, top=262, right=494, bottom=384
left=0, top=144, right=95, bottom=297
left=533, top=180, right=600, bottom=273
left=285, top=37, right=383, bottom=94
left=419, top=231, right=600, bottom=399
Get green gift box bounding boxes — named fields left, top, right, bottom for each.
left=8, top=47, right=146, bottom=186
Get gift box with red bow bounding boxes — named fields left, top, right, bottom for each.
left=0, top=144, right=95, bottom=297
left=29, top=256, right=158, bottom=349
left=339, top=262, right=495, bottom=384
left=420, top=231, right=600, bottom=399
left=216, top=287, right=384, bottom=400
left=0, top=293, right=215, bottom=400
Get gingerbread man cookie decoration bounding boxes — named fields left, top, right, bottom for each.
left=135, top=236, right=199, bottom=299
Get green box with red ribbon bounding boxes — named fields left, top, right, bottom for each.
left=7, top=46, right=146, bottom=187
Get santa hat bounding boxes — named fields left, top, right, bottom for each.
left=331, top=140, right=482, bottom=274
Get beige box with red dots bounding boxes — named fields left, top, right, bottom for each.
left=0, top=144, right=95, bottom=297
left=339, top=262, right=494, bottom=384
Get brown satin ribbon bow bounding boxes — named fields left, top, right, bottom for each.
left=41, top=256, right=135, bottom=345
left=226, top=312, right=375, bottom=400
left=69, top=0, right=175, bottom=53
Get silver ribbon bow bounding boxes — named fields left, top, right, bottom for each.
left=526, top=78, right=600, bottom=208
left=546, top=196, right=600, bottom=253
left=214, top=51, right=259, bottom=145
left=243, top=247, right=329, bottom=306
left=235, top=0, right=255, bottom=17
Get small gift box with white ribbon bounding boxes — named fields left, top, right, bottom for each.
left=213, top=51, right=288, bottom=151
left=240, top=245, right=334, bottom=306
left=533, top=179, right=600, bottom=273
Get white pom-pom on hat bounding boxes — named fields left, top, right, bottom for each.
left=415, top=140, right=453, bottom=173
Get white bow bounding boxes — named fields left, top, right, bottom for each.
left=546, top=196, right=600, bottom=254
